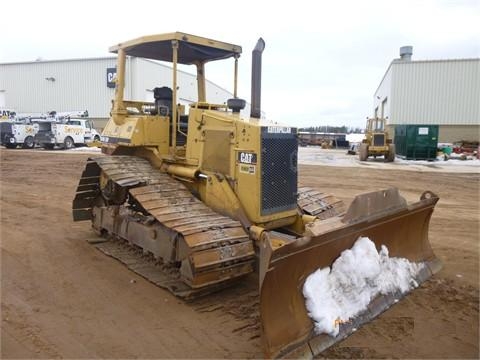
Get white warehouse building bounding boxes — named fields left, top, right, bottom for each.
left=0, top=56, right=236, bottom=130
left=374, top=47, right=480, bottom=143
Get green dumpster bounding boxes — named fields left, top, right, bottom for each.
left=394, top=125, right=439, bottom=160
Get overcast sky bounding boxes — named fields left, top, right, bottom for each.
left=1, top=0, right=479, bottom=128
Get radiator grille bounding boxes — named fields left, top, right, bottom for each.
left=373, top=134, right=385, bottom=146
left=261, top=128, right=298, bottom=216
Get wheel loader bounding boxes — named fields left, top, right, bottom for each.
left=72, top=32, right=440, bottom=358
left=359, top=117, right=396, bottom=162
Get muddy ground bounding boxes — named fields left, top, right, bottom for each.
left=1, top=149, right=478, bottom=359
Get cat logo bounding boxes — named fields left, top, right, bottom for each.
left=238, top=152, right=257, bottom=165
left=107, top=67, right=117, bottom=88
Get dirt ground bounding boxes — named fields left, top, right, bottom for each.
left=1, top=149, right=478, bottom=359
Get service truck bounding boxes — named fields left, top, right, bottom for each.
left=34, top=118, right=100, bottom=149
left=0, top=120, right=39, bottom=149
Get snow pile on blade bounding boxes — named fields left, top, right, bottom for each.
left=303, top=237, right=424, bottom=337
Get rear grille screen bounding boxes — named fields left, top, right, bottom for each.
left=373, top=134, right=385, bottom=146
left=261, top=128, right=298, bottom=216
left=0, top=122, right=12, bottom=135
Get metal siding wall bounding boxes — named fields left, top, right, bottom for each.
left=373, top=65, right=392, bottom=120
left=391, top=59, right=480, bottom=125
left=133, top=59, right=192, bottom=103
left=133, top=58, right=233, bottom=105
left=438, top=125, right=480, bottom=143
left=206, top=79, right=233, bottom=105
left=1, top=57, right=234, bottom=118
left=0, top=58, right=117, bottom=117
left=124, top=56, right=135, bottom=100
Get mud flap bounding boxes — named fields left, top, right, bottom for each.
left=259, top=188, right=441, bottom=358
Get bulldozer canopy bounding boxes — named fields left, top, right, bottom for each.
left=109, top=32, right=242, bottom=64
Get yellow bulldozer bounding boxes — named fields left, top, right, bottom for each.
left=359, top=117, right=396, bottom=162
left=72, top=32, right=440, bottom=358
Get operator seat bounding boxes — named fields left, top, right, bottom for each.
left=153, top=86, right=173, bottom=116
left=153, top=86, right=188, bottom=146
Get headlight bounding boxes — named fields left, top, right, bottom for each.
left=51, top=138, right=56, bottom=143
left=9, top=138, right=15, bottom=143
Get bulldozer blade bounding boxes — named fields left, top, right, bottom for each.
left=259, top=188, right=441, bottom=358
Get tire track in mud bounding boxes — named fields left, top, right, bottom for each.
left=192, top=276, right=261, bottom=340
left=2, top=303, right=62, bottom=358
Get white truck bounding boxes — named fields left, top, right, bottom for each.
left=0, top=120, right=39, bottom=149
left=34, top=118, right=100, bottom=149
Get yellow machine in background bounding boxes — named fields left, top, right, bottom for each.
left=359, top=117, right=395, bottom=161
left=72, top=32, right=440, bottom=358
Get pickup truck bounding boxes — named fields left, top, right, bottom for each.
left=34, top=118, right=100, bottom=149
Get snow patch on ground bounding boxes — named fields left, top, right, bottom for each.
left=395, top=155, right=479, bottom=166
left=67, top=146, right=102, bottom=152
left=303, top=237, right=423, bottom=337
left=298, top=147, right=480, bottom=173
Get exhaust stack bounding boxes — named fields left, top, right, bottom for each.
left=250, top=38, right=265, bottom=119
left=400, top=46, right=413, bottom=61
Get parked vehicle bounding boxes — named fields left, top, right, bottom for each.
left=34, top=118, right=100, bottom=149
left=0, top=120, right=39, bottom=149
left=359, top=117, right=395, bottom=162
